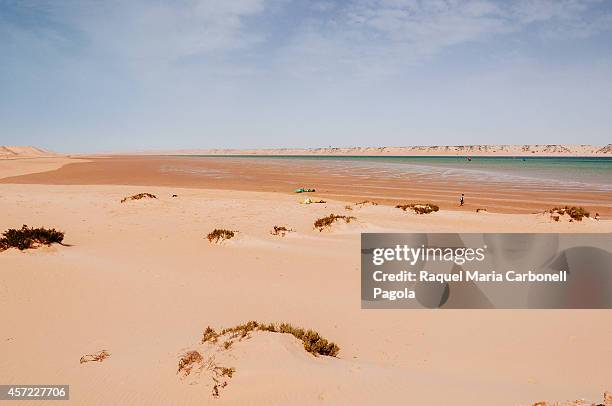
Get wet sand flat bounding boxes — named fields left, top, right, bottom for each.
left=2, top=155, right=611, bottom=217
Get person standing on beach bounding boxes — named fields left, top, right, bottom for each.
left=460, top=194, right=464, bottom=206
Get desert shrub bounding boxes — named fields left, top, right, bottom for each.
left=270, top=226, right=293, bottom=236
left=80, top=350, right=110, bottom=364
left=211, top=366, right=236, bottom=398
left=344, top=205, right=353, bottom=211
left=550, top=206, right=590, bottom=221
left=215, top=366, right=235, bottom=378
left=202, top=326, right=219, bottom=343
left=206, top=320, right=339, bottom=357
left=120, top=193, right=157, bottom=203
left=207, top=229, right=235, bottom=243
left=395, top=203, right=439, bottom=214
left=355, top=200, right=378, bottom=206
left=278, top=323, right=340, bottom=357
left=177, top=350, right=203, bottom=375
left=0, top=225, right=64, bottom=251
left=314, top=214, right=356, bottom=231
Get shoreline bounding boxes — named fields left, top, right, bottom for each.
left=2, top=155, right=610, bottom=218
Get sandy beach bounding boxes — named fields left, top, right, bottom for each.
left=1, top=156, right=611, bottom=405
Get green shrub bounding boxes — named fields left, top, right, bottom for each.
left=550, top=206, right=590, bottom=221
left=314, top=214, right=356, bottom=231
left=120, top=193, right=157, bottom=203
left=270, top=226, right=293, bottom=236
left=204, top=320, right=340, bottom=357
left=395, top=203, right=439, bottom=214
left=207, top=229, right=235, bottom=243
left=177, top=350, right=203, bottom=375
left=0, top=225, right=64, bottom=251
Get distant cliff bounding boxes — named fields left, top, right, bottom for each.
left=160, top=144, right=612, bottom=157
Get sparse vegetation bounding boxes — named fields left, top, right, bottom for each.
left=201, top=321, right=340, bottom=357
left=177, top=350, right=203, bottom=375
left=344, top=205, right=353, bottom=211
left=549, top=206, right=590, bottom=222
left=270, top=226, right=293, bottom=236
left=207, top=229, right=236, bottom=243
left=120, top=193, right=157, bottom=203
left=395, top=203, right=439, bottom=214
left=211, top=366, right=236, bottom=398
left=0, top=225, right=64, bottom=252
left=355, top=200, right=378, bottom=207
left=475, top=208, right=487, bottom=213
left=314, top=214, right=356, bottom=231
left=202, top=326, right=219, bottom=343
left=80, top=350, right=110, bottom=364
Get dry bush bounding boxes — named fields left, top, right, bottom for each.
left=314, top=214, right=356, bottom=231
left=344, top=205, right=353, bottom=211
left=204, top=321, right=340, bottom=357
left=207, top=229, right=236, bottom=243
left=202, top=326, right=219, bottom=343
left=211, top=366, right=236, bottom=398
left=177, top=350, right=203, bottom=375
left=395, top=203, right=439, bottom=214
left=475, top=208, right=487, bottom=213
left=549, top=206, right=590, bottom=222
left=270, top=226, right=293, bottom=236
left=0, top=225, right=64, bottom=252
left=120, top=193, right=157, bottom=203
left=355, top=200, right=378, bottom=207
left=80, top=350, right=110, bottom=364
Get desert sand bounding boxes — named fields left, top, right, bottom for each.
left=0, top=157, right=611, bottom=405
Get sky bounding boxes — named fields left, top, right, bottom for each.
left=1, top=0, right=611, bottom=153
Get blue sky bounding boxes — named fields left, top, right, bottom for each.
left=1, top=0, right=611, bottom=152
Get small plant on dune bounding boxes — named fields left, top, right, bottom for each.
left=80, top=350, right=110, bottom=364
left=177, top=350, right=203, bottom=376
left=203, top=320, right=340, bottom=357
left=344, top=205, right=353, bottom=211
left=120, top=193, right=157, bottom=203
left=0, top=225, right=64, bottom=252
left=202, top=326, right=220, bottom=343
left=314, top=214, right=356, bottom=231
left=270, top=226, right=293, bottom=236
left=206, top=229, right=236, bottom=243
left=278, top=323, right=340, bottom=357
left=549, top=206, right=590, bottom=222
left=211, top=366, right=236, bottom=398
left=355, top=200, right=378, bottom=207
left=395, top=203, right=439, bottom=214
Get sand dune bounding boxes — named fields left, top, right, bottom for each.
left=0, top=145, right=57, bottom=158
left=0, top=157, right=610, bottom=405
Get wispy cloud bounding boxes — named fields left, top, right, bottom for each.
left=1, top=0, right=611, bottom=150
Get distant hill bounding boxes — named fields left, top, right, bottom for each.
left=150, top=144, right=612, bottom=157
left=0, top=146, right=58, bottom=158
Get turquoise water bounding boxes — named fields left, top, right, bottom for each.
left=181, top=155, right=612, bottom=191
